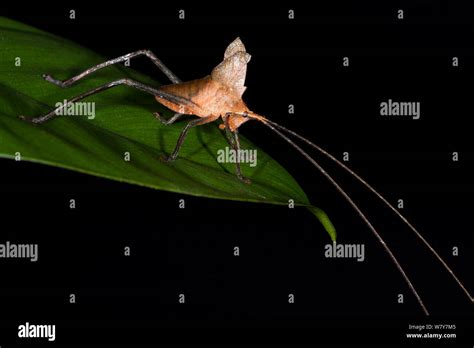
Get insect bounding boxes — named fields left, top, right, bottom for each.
left=19, top=38, right=473, bottom=315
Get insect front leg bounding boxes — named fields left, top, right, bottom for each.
left=153, top=112, right=184, bottom=125
left=223, top=115, right=251, bottom=184
left=43, top=49, right=181, bottom=88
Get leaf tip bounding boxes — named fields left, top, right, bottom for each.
left=307, top=206, right=337, bottom=242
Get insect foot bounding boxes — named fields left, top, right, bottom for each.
left=159, top=154, right=175, bottom=163
left=18, top=115, right=36, bottom=123
left=238, top=175, right=252, bottom=185
left=42, top=74, right=66, bottom=87
left=153, top=112, right=167, bottom=124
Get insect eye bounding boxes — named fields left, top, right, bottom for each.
left=242, top=111, right=249, bottom=118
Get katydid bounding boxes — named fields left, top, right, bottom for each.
left=19, top=37, right=473, bottom=316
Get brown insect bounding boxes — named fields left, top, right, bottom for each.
left=19, top=38, right=473, bottom=315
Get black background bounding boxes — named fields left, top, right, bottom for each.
left=1, top=1, right=473, bottom=346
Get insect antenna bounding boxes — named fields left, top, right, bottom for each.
left=261, top=117, right=473, bottom=305
left=256, top=119, right=429, bottom=315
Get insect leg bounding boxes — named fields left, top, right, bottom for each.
left=153, top=112, right=184, bottom=125
left=223, top=128, right=236, bottom=149
left=232, top=132, right=252, bottom=184
left=43, top=50, right=181, bottom=88
left=163, top=115, right=219, bottom=162
left=19, top=79, right=180, bottom=124
left=222, top=116, right=251, bottom=184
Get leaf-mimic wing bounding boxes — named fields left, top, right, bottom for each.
left=211, top=51, right=251, bottom=97
left=224, top=37, right=246, bottom=58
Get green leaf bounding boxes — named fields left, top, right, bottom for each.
left=0, top=17, right=336, bottom=241
left=307, top=207, right=336, bottom=242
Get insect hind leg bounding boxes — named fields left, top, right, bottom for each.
left=19, top=78, right=165, bottom=124
left=43, top=49, right=181, bottom=89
